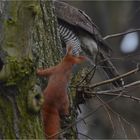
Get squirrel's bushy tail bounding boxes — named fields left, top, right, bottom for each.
left=42, top=105, right=60, bottom=139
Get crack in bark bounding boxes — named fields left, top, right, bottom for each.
left=7, top=95, right=20, bottom=139
left=0, top=131, right=4, bottom=139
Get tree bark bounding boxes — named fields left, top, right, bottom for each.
left=0, top=1, right=62, bottom=139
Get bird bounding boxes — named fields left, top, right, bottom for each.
left=53, top=0, right=124, bottom=87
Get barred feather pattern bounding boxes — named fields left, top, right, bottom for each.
left=58, top=24, right=124, bottom=87
left=58, top=24, right=81, bottom=55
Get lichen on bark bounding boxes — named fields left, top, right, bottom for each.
left=0, top=1, right=62, bottom=139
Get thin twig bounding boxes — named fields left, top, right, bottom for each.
left=133, top=127, right=139, bottom=139
left=77, top=132, right=93, bottom=139
left=85, top=80, right=140, bottom=95
left=85, top=66, right=140, bottom=89
left=89, top=92, right=140, bottom=103
left=96, top=95, right=139, bottom=139
left=118, top=116, right=127, bottom=139
left=96, top=96, right=115, bottom=138
left=103, top=28, right=140, bottom=40
left=84, top=79, right=140, bottom=103
left=77, top=65, right=96, bottom=86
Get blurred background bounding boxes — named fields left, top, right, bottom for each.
left=64, top=1, right=140, bottom=139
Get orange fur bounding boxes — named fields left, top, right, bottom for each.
left=37, top=45, right=87, bottom=139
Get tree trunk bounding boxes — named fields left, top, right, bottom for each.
left=0, top=1, right=62, bottom=139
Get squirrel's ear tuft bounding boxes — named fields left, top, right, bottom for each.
left=66, top=44, right=74, bottom=55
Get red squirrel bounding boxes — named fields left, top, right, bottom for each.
left=37, top=45, right=86, bottom=139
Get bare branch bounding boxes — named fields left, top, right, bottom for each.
left=96, top=95, right=139, bottom=138
left=89, top=92, right=140, bottom=103
left=103, top=28, right=140, bottom=40
left=118, top=116, right=127, bottom=139
left=96, top=96, right=115, bottom=137
left=85, top=80, right=140, bottom=94
left=77, top=132, right=93, bottom=139
left=77, top=65, right=96, bottom=86
left=84, top=66, right=140, bottom=89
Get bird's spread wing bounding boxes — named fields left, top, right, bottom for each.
left=54, top=0, right=111, bottom=55
left=54, top=0, right=124, bottom=87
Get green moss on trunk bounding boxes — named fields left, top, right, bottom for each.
left=0, top=1, right=62, bottom=139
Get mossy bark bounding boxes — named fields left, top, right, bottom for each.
left=0, top=1, right=62, bottom=139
